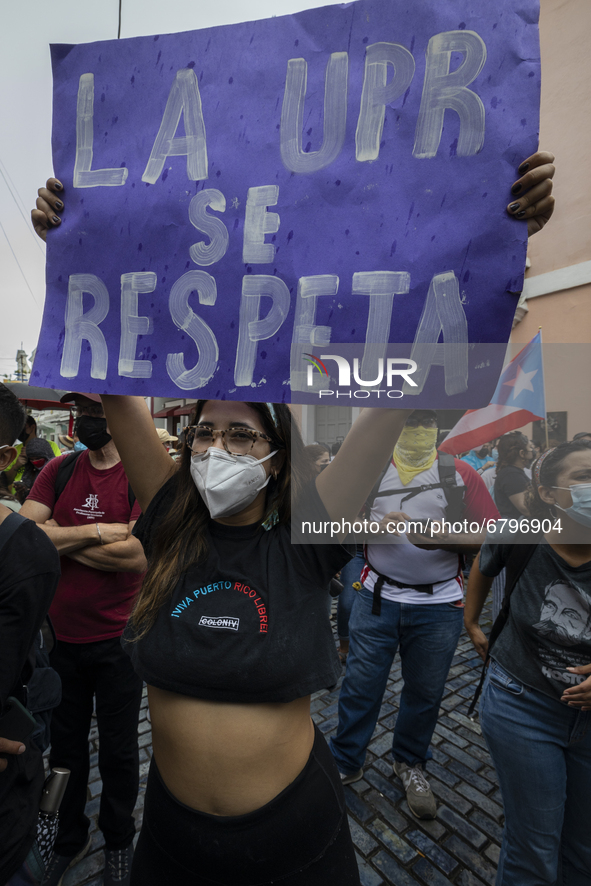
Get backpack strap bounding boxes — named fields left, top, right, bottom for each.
left=365, top=557, right=435, bottom=616
left=55, top=450, right=136, bottom=511
left=370, top=453, right=464, bottom=519
left=467, top=541, right=540, bottom=718
left=127, top=485, right=136, bottom=511
left=364, top=459, right=393, bottom=516
left=374, top=481, right=446, bottom=503
left=0, top=511, right=27, bottom=552
left=54, top=450, right=85, bottom=500
left=437, top=451, right=465, bottom=522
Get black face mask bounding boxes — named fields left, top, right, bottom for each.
left=75, top=416, right=112, bottom=451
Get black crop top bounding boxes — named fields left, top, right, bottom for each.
left=124, top=477, right=354, bottom=703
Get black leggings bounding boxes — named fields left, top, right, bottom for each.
left=131, top=724, right=360, bottom=885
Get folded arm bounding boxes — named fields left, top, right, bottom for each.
left=66, top=522, right=147, bottom=573
left=19, top=499, right=102, bottom=553
left=19, top=500, right=145, bottom=572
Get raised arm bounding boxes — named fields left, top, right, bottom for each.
left=100, top=395, right=176, bottom=513
left=316, top=408, right=411, bottom=524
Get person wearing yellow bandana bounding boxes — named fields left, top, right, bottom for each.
left=392, top=421, right=439, bottom=486
left=330, top=410, right=500, bottom=820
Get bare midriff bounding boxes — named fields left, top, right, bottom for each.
left=147, top=686, right=314, bottom=816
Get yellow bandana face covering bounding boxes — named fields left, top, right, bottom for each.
left=393, top=426, right=438, bottom=486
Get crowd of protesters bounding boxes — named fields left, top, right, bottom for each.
left=1, top=152, right=589, bottom=886
left=4, top=386, right=590, bottom=886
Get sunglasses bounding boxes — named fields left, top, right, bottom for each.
left=404, top=417, right=437, bottom=429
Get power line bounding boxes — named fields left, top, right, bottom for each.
left=0, top=158, right=45, bottom=256
left=0, top=218, right=42, bottom=308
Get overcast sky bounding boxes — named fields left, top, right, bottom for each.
left=0, top=0, right=343, bottom=379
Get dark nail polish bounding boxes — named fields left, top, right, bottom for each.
left=516, top=210, right=526, bottom=218
left=511, top=183, right=522, bottom=195
left=54, top=181, right=63, bottom=191
left=509, top=202, right=520, bottom=212
left=55, top=200, right=63, bottom=210
left=518, top=162, right=529, bottom=175
left=52, top=215, right=61, bottom=224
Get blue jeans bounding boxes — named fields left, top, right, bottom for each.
left=330, top=589, right=464, bottom=772
left=337, top=550, right=365, bottom=639
left=480, top=660, right=591, bottom=886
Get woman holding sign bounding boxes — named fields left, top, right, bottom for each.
left=31, top=154, right=555, bottom=886
left=90, top=397, right=409, bottom=886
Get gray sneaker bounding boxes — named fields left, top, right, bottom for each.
left=393, top=761, right=437, bottom=819
left=339, top=768, right=364, bottom=786
left=41, top=835, right=92, bottom=886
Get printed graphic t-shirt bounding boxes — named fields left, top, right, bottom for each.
left=479, top=533, right=591, bottom=701
left=28, top=452, right=142, bottom=643
left=363, top=458, right=499, bottom=604
left=124, top=477, right=353, bottom=703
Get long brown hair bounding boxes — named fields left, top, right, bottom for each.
left=131, top=401, right=310, bottom=636
left=496, top=431, right=528, bottom=471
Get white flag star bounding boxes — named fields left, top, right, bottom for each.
left=503, top=365, right=538, bottom=400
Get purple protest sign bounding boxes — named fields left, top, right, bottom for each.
left=32, top=0, right=540, bottom=406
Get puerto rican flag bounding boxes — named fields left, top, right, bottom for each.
left=439, top=333, right=545, bottom=456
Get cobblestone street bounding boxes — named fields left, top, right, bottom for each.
left=59, top=601, right=500, bottom=886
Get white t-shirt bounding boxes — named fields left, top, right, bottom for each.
left=362, top=458, right=499, bottom=605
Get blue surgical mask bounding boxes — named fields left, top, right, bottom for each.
left=492, top=448, right=498, bottom=460
left=74, top=440, right=88, bottom=452
left=553, top=483, right=591, bottom=528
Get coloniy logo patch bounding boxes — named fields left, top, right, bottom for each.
left=198, top=615, right=240, bottom=631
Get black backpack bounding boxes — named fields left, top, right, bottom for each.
left=0, top=513, right=61, bottom=752
left=467, top=541, right=539, bottom=718
left=363, top=452, right=466, bottom=615
left=55, top=450, right=136, bottom=509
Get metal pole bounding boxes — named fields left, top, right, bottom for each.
left=539, top=327, right=549, bottom=451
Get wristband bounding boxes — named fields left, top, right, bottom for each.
left=96, top=523, right=103, bottom=545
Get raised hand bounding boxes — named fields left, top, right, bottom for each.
left=31, top=178, right=64, bottom=241
left=507, top=151, right=556, bottom=237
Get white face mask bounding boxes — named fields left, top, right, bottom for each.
left=190, top=447, right=278, bottom=519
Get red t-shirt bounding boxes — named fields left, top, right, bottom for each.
left=28, top=452, right=142, bottom=643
